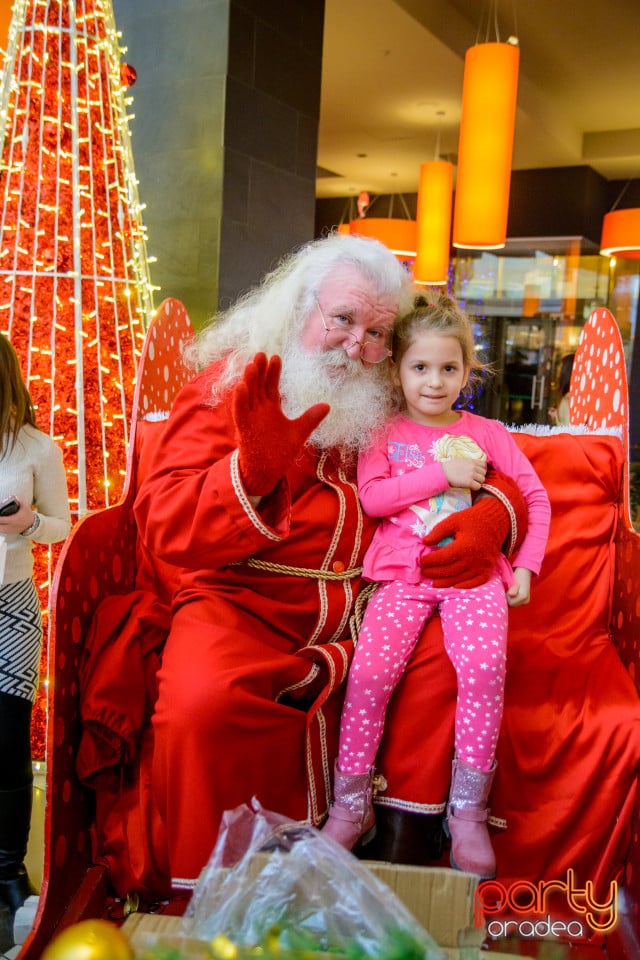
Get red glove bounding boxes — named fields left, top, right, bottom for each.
left=419, top=466, right=528, bottom=589
left=232, top=352, right=330, bottom=496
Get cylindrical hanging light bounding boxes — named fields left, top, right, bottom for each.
left=599, top=208, right=640, bottom=259
left=452, top=41, right=520, bottom=250
left=522, top=283, right=540, bottom=318
left=349, top=217, right=417, bottom=260
left=414, top=160, right=453, bottom=285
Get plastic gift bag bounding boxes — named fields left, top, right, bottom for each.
left=183, top=798, right=446, bottom=960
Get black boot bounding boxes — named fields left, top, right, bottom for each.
left=358, top=806, right=445, bottom=865
left=0, top=784, right=37, bottom=915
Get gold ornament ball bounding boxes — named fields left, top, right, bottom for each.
left=41, top=919, right=134, bottom=960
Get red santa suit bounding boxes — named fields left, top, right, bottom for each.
left=79, top=359, right=638, bottom=908
left=133, top=360, right=377, bottom=887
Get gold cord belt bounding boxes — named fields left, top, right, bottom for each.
left=232, top=559, right=379, bottom=642
left=238, top=557, right=363, bottom=581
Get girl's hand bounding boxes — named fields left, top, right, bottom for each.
left=442, top=456, right=487, bottom=490
left=420, top=466, right=529, bottom=589
left=0, top=498, right=37, bottom=536
left=507, top=567, right=532, bottom=607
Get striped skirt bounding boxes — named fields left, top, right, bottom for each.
left=0, top=579, right=42, bottom=703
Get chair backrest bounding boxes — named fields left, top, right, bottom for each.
left=570, top=305, right=632, bottom=520
left=125, top=297, right=196, bottom=497
left=568, top=310, right=640, bottom=906
left=134, top=298, right=195, bottom=418
left=21, top=300, right=195, bottom=958
left=570, top=306, right=629, bottom=437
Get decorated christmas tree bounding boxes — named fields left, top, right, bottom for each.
left=0, top=0, right=157, bottom=754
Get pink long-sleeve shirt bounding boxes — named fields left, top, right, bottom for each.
left=358, top=411, right=551, bottom=584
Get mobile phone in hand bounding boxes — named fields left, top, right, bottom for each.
left=0, top=497, right=20, bottom=516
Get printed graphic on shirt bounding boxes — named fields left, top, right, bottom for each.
left=387, top=433, right=486, bottom=541
left=388, top=441, right=425, bottom=469
left=430, top=433, right=485, bottom=462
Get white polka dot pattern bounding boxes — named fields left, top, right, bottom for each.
left=570, top=307, right=628, bottom=438
left=136, top=299, right=195, bottom=418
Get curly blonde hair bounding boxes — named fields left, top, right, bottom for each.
left=392, top=290, right=489, bottom=400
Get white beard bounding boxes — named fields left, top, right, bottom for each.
left=279, top=342, right=396, bottom=455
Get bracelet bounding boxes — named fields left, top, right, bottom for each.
left=20, top=512, right=41, bottom=537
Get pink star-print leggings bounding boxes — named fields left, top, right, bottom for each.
left=337, top=576, right=508, bottom=775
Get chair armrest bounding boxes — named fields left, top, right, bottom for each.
left=38, top=501, right=138, bottom=928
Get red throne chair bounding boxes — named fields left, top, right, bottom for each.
left=18, top=299, right=195, bottom=958
left=17, top=303, right=640, bottom=958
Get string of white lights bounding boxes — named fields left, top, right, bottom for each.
left=0, top=0, right=157, bottom=516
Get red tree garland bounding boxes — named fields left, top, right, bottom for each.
left=0, top=0, right=155, bottom=757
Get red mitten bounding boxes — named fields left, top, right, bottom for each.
left=232, top=352, right=330, bottom=496
left=419, top=466, right=528, bottom=589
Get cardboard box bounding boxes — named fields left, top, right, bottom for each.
left=366, top=862, right=484, bottom=953
left=122, top=860, right=510, bottom=960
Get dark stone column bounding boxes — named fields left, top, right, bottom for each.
left=112, top=0, right=324, bottom=329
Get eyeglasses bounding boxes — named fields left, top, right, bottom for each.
left=316, top=301, right=392, bottom=364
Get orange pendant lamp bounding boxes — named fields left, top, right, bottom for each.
left=0, top=3, right=10, bottom=50
left=349, top=217, right=417, bottom=260
left=453, top=40, right=520, bottom=250
left=600, top=208, right=640, bottom=259
left=414, top=160, right=453, bottom=285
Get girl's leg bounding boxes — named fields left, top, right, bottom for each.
left=338, top=579, right=436, bottom=775
left=438, top=576, right=508, bottom=878
left=323, top=580, right=435, bottom=849
left=439, top=577, right=508, bottom=772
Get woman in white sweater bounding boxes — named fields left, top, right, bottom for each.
left=0, top=335, right=70, bottom=921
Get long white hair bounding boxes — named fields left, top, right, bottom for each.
left=183, top=232, right=416, bottom=398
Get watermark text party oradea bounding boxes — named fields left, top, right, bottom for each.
left=474, top=869, right=618, bottom=939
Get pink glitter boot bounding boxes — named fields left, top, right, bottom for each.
left=445, top=757, right=497, bottom=879
left=321, top=762, right=381, bottom=850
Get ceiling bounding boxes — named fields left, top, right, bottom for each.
left=316, top=0, right=640, bottom=204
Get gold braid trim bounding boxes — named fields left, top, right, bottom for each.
left=233, top=561, right=379, bottom=645
left=480, top=481, right=518, bottom=557
left=349, top=581, right=379, bottom=643
left=236, top=557, right=363, bottom=581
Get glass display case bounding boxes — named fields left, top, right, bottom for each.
left=448, top=242, right=639, bottom=426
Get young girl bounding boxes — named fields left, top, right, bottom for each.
left=322, top=293, right=551, bottom=879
